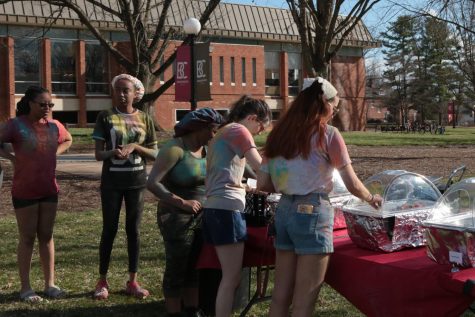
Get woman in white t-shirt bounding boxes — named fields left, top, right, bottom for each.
left=257, top=78, right=382, bottom=317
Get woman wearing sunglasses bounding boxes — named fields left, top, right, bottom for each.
left=0, top=86, right=72, bottom=302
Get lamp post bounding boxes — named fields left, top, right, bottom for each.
left=183, top=18, right=201, bottom=111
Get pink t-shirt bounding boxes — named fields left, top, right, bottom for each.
left=260, top=125, right=351, bottom=195
left=204, top=123, right=256, bottom=211
left=1, top=117, right=68, bottom=199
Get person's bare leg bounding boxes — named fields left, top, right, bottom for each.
left=37, top=202, right=58, bottom=289
left=215, top=243, right=244, bottom=317
left=15, top=204, right=40, bottom=294
left=291, top=254, right=330, bottom=317
left=269, top=250, right=297, bottom=317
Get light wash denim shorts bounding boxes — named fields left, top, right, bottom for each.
left=274, top=193, right=334, bottom=255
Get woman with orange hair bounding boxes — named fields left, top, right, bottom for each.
left=257, top=78, right=382, bottom=317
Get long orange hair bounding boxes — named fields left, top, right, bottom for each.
left=264, top=80, right=332, bottom=160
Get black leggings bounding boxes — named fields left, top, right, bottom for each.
left=99, top=187, right=145, bottom=275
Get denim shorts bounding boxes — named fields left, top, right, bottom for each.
left=274, top=193, right=334, bottom=255
left=202, top=208, right=247, bottom=245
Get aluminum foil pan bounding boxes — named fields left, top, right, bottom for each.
left=425, top=213, right=475, bottom=267
left=344, top=206, right=433, bottom=252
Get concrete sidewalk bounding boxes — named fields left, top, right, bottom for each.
left=56, top=154, right=153, bottom=179
left=2, top=153, right=154, bottom=179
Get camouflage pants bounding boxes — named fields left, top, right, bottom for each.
left=157, top=207, right=203, bottom=297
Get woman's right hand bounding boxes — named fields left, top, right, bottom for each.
left=367, top=193, right=383, bottom=209
left=181, top=200, right=202, bottom=214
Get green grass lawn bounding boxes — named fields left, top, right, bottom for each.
left=69, top=126, right=475, bottom=149
left=341, top=127, right=475, bottom=146
left=0, top=205, right=363, bottom=317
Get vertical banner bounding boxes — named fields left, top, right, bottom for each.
left=447, top=100, right=454, bottom=123
left=194, top=42, right=211, bottom=102
left=175, top=45, right=191, bottom=102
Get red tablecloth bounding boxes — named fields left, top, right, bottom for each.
left=326, top=230, right=475, bottom=317
left=196, top=226, right=275, bottom=269
left=197, top=228, right=475, bottom=316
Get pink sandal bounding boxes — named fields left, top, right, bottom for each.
left=93, top=279, right=109, bottom=300
left=125, top=281, right=149, bottom=299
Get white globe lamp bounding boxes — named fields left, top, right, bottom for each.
left=183, top=18, right=201, bottom=35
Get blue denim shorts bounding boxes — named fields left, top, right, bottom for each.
left=202, top=208, right=247, bottom=245
left=274, top=193, right=334, bottom=255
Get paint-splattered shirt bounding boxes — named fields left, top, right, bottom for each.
left=0, top=117, right=68, bottom=199
left=204, top=123, right=256, bottom=212
left=159, top=138, right=207, bottom=208
left=93, top=108, right=157, bottom=190
left=260, top=125, right=351, bottom=195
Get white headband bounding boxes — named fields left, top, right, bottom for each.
left=302, top=77, right=338, bottom=100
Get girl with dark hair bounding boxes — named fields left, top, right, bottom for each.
left=257, top=78, right=382, bottom=317
left=0, top=86, right=72, bottom=302
left=202, top=95, right=271, bottom=317
left=92, top=74, right=158, bottom=300
left=147, top=108, right=224, bottom=317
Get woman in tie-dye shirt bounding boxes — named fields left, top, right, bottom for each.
left=257, top=78, right=382, bottom=317
left=92, top=74, right=158, bottom=300
left=0, top=86, right=72, bottom=302
left=202, top=96, right=271, bottom=317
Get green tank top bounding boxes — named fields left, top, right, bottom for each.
left=162, top=138, right=207, bottom=204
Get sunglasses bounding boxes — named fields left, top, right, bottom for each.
left=34, top=102, right=55, bottom=109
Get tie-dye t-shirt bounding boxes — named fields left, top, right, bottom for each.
left=159, top=138, right=207, bottom=207
left=204, top=123, right=256, bottom=212
left=93, top=108, right=157, bottom=190
left=0, top=117, right=68, bottom=199
left=260, top=125, right=351, bottom=195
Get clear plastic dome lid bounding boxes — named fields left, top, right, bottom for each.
left=344, top=170, right=441, bottom=217
left=426, top=178, right=475, bottom=229
left=330, top=169, right=351, bottom=197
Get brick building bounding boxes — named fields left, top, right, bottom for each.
left=0, top=0, right=379, bottom=130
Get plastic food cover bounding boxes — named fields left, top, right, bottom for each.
left=342, top=170, right=441, bottom=252
left=424, top=178, right=475, bottom=267
left=330, top=170, right=354, bottom=230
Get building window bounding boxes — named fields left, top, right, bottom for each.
left=265, top=51, right=280, bottom=96
left=252, top=58, right=257, bottom=85
left=288, top=52, right=301, bottom=96
left=51, top=40, right=76, bottom=94
left=85, top=43, right=109, bottom=95
left=230, top=57, right=235, bottom=85
left=14, top=38, right=41, bottom=93
left=219, top=57, right=224, bottom=84
left=216, top=109, right=229, bottom=119
left=209, top=56, right=213, bottom=85
left=241, top=57, right=246, bottom=85
left=176, top=109, right=190, bottom=122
